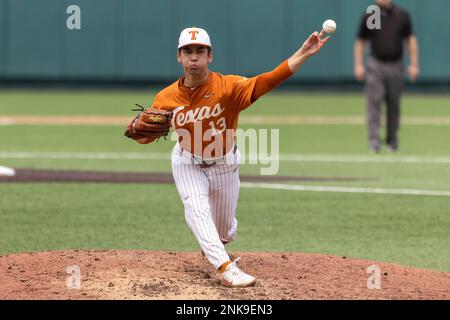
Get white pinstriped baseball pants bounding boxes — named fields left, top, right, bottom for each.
left=171, top=142, right=240, bottom=269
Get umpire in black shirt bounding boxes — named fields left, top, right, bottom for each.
left=354, top=0, right=420, bottom=153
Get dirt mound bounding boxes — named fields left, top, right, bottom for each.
left=0, top=250, right=449, bottom=300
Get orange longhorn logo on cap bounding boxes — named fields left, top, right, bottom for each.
left=189, top=30, right=199, bottom=40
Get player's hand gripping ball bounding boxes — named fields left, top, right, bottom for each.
left=124, top=104, right=173, bottom=143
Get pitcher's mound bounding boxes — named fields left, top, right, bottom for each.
left=0, top=250, right=449, bottom=300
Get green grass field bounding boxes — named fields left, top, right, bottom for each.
left=1, top=90, right=449, bottom=273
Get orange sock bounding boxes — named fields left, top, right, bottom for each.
left=219, top=261, right=231, bottom=273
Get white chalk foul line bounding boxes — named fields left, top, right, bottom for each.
left=1, top=152, right=450, bottom=164
left=241, top=182, right=450, bottom=197
left=1, top=152, right=448, bottom=196
left=277, top=154, right=450, bottom=164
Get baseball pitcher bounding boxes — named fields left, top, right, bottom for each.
left=125, top=27, right=330, bottom=287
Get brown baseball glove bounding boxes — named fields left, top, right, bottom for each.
left=124, top=104, right=173, bottom=142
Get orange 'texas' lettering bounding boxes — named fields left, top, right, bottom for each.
left=189, top=30, right=199, bottom=40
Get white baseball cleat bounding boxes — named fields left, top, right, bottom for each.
left=221, top=257, right=257, bottom=287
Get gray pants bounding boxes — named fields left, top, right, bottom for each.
left=365, top=56, right=404, bottom=150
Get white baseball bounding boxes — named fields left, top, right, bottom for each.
left=322, top=19, right=337, bottom=34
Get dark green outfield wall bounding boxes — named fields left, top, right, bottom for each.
left=0, top=0, right=448, bottom=82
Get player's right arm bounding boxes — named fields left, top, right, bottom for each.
left=250, top=31, right=330, bottom=102
left=354, top=39, right=365, bottom=81
left=287, top=31, right=330, bottom=73
left=229, top=31, right=330, bottom=111
left=354, top=13, right=371, bottom=82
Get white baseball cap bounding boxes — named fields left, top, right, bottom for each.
left=178, top=27, right=211, bottom=49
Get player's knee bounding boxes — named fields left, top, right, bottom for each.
left=183, top=194, right=210, bottom=221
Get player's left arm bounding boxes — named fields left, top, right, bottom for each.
left=403, top=12, right=419, bottom=82
left=407, top=35, right=419, bottom=82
